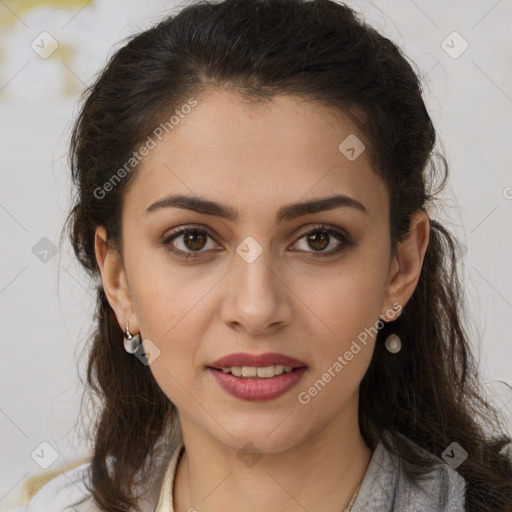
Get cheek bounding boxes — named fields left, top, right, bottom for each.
left=296, top=259, right=385, bottom=337
left=133, top=272, right=208, bottom=406
left=297, top=277, right=378, bottom=409
left=126, top=239, right=214, bottom=337
left=125, top=276, right=204, bottom=397
left=293, top=252, right=386, bottom=383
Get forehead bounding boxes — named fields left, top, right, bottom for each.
left=123, top=90, right=389, bottom=224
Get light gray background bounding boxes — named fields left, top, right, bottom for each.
left=1, top=0, right=511, bottom=507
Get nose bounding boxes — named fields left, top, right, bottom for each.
left=220, top=243, right=293, bottom=335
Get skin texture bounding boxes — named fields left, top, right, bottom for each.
left=95, top=90, right=430, bottom=512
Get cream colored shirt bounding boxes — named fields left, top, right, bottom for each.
left=154, top=441, right=185, bottom=511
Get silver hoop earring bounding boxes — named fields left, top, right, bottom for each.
left=124, top=321, right=141, bottom=354
left=385, top=333, right=402, bottom=353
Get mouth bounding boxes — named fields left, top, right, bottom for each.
left=206, top=364, right=308, bottom=401
left=206, top=352, right=308, bottom=400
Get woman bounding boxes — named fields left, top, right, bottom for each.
left=8, top=0, right=512, bottom=511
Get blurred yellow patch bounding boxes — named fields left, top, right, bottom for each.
left=10, top=457, right=91, bottom=507
left=0, top=0, right=94, bottom=27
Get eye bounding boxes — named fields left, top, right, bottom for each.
left=161, top=225, right=221, bottom=259
left=290, top=224, right=354, bottom=257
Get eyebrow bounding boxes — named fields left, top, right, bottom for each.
left=144, top=193, right=368, bottom=223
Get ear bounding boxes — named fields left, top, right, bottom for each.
left=380, top=209, right=430, bottom=320
left=94, top=226, right=139, bottom=334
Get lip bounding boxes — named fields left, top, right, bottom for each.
left=207, top=366, right=308, bottom=401
left=208, top=352, right=307, bottom=370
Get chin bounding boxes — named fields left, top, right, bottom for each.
left=212, top=425, right=305, bottom=454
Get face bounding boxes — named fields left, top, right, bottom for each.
left=96, top=90, right=425, bottom=453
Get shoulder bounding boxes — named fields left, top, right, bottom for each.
left=400, top=455, right=467, bottom=511
left=2, top=459, right=96, bottom=512
left=352, top=431, right=466, bottom=512
left=2, top=442, right=180, bottom=512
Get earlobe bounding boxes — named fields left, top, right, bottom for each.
left=94, top=226, right=138, bottom=333
left=381, top=210, right=430, bottom=317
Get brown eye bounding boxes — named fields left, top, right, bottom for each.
left=306, top=231, right=330, bottom=251
left=182, top=230, right=208, bottom=251
left=291, top=225, right=354, bottom=257
left=162, top=226, right=220, bottom=259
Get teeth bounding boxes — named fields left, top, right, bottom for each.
left=231, top=367, right=242, bottom=377
left=220, top=365, right=294, bottom=378
left=257, top=366, right=277, bottom=378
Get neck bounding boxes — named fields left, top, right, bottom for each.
left=173, top=395, right=372, bottom=512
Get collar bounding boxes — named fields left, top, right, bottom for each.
left=154, top=441, right=185, bottom=512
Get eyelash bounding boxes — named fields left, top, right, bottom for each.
left=160, top=223, right=355, bottom=260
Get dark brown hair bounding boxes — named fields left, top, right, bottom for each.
left=61, top=0, right=512, bottom=510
